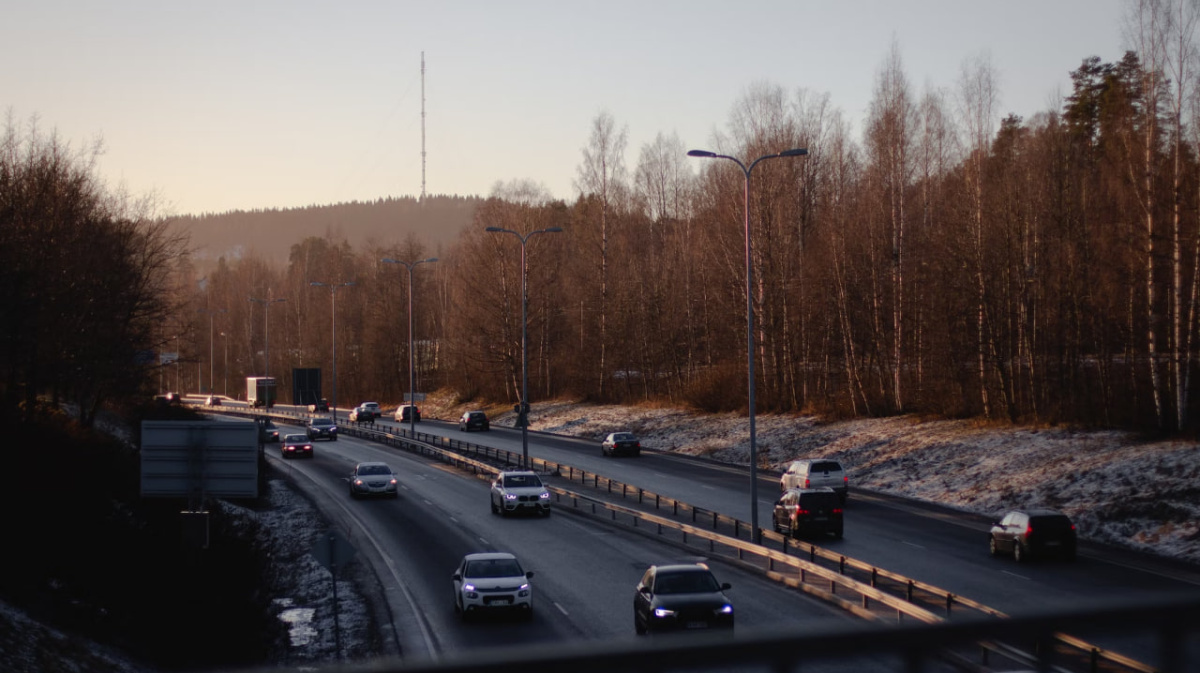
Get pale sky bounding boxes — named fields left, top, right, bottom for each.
left=3, top=1, right=1128, bottom=216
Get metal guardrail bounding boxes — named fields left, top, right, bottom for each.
left=212, top=408, right=1169, bottom=672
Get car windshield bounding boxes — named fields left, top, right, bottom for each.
left=312, top=419, right=333, bottom=427
left=503, top=475, right=542, bottom=488
left=465, top=558, right=523, bottom=578
left=811, top=461, right=842, bottom=472
left=469, top=412, right=484, bottom=419
left=654, top=570, right=720, bottom=594
left=358, top=465, right=391, bottom=476
left=614, top=433, right=634, bottom=441
left=284, top=435, right=306, bottom=444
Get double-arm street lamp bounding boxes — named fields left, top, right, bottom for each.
left=688, top=147, right=807, bottom=542
left=485, top=225, right=562, bottom=468
left=198, top=308, right=228, bottom=395
left=310, top=281, right=356, bottom=417
left=249, top=292, right=286, bottom=377
left=382, top=257, right=438, bottom=436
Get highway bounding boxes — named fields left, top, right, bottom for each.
left=209, top=401, right=1200, bottom=670
left=251, top=412, right=896, bottom=670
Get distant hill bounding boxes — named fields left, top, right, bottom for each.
left=169, top=195, right=481, bottom=264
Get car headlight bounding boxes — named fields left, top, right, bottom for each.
left=716, top=604, right=733, bottom=615
left=539, top=491, right=550, bottom=500
left=653, top=608, right=676, bottom=618
left=389, top=478, right=397, bottom=485
left=504, top=493, right=517, bottom=500
left=354, top=479, right=363, bottom=486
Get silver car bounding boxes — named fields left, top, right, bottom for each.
left=780, top=459, right=848, bottom=502
left=452, top=552, right=534, bottom=621
left=348, top=462, right=398, bottom=498
left=490, top=471, right=551, bottom=517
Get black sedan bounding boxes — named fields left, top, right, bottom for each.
left=307, top=417, right=338, bottom=441
left=989, top=508, right=1077, bottom=562
left=602, top=432, right=641, bottom=457
left=633, top=563, right=733, bottom=635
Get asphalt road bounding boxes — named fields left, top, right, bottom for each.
left=206, top=401, right=1200, bottom=671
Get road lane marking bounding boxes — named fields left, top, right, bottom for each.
left=554, top=602, right=568, bottom=615
left=1002, top=570, right=1030, bottom=580
left=901, top=541, right=926, bottom=549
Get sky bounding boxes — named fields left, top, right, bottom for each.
left=3, top=1, right=1129, bottom=216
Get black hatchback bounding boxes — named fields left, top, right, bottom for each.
left=772, top=488, right=844, bottom=539
left=989, top=509, right=1077, bottom=562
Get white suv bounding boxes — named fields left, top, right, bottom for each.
left=780, top=459, right=848, bottom=502
left=490, top=471, right=551, bottom=517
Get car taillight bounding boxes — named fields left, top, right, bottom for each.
left=792, top=506, right=809, bottom=517
left=844, top=476, right=848, bottom=484
left=804, top=478, right=810, bottom=488
left=1024, top=524, right=1033, bottom=538
left=833, top=508, right=843, bottom=514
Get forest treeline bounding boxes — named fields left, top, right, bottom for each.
left=8, top=2, right=1200, bottom=435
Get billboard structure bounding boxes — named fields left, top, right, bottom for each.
left=141, top=420, right=259, bottom=499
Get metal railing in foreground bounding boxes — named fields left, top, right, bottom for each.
left=228, top=594, right=1199, bottom=673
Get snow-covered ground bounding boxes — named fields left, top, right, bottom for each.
left=428, top=395, right=1200, bottom=566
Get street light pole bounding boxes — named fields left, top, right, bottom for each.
left=485, top=225, right=562, bottom=468
left=249, top=292, right=286, bottom=377
left=199, top=308, right=227, bottom=395
left=382, top=257, right=438, bottom=436
left=310, top=281, right=356, bottom=418
left=220, top=331, right=229, bottom=397
left=688, top=147, right=807, bottom=543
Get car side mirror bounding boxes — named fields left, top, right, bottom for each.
left=452, top=573, right=461, bottom=581
left=721, top=583, right=731, bottom=591
left=526, top=571, right=534, bottom=579
left=639, top=586, right=652, bottom=596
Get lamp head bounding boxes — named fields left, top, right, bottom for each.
left=382, top=257, right=398, bottom=264
left=687, top=149, right=717, bottom=158
left=780, top=148, right=808, bottom=157
left=485, top=226, right=502, bottom=232
left=546, top=227, right=563, bottom=233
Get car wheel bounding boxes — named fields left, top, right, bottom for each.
left=635, top=613, right=647, bottom=635
left=491, top=499, right=499, bottom=515
left=542, top=508, right=551, bottom=517
left=332, top=436, right=338, bottom=442
left=390, top=492, right=399, bottom=499
left=1014, top=542, right=1026, bottom=563
left=988, top=537, right=999, bottom=557
left=833, top=526, right=844, bottom=539
left=524, top=605, right=534, bottom=621
left=634, top=450, right=641, bottom=457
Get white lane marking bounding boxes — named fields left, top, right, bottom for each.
left=449, top=517, right=459, bottom=524
left=1002, top=570, right=1030, bottom=580
left=554, top=602, right=569, bottom=615
left=901, top=541, right=926, bottom=549
left=478, top=537, right=489, bottom=546
left=423, top=499, right=434, bottom=506
left=653, top=473, right=672, bottom=479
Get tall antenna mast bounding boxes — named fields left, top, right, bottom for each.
left=421, top=51, right=426, bottom=203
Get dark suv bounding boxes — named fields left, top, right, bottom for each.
left=989, top=509, right=1077, bottom=562
left=771, top=488, right=844, bottom=539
